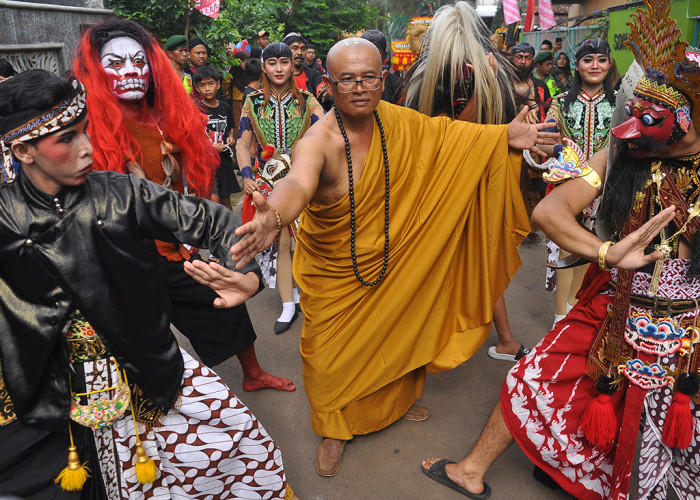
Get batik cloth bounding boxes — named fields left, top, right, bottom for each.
left=503, top=259, right=700, bottom=500
left=239, top=88, right=321, bottom=288
left=545, top=89, right=614, bottom=291
left=83, top=350, right=291, bottom=499
left=69, top=313, right=291, bottom=499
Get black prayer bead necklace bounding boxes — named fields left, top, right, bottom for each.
left=333, top=105, right=390, bottom=287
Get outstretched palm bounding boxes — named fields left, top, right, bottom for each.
left=507, top=107, right=559, bottom=156
left=606, top=206, right=677, bottom=270
left=231, top=192, right=279, bottom=269
left=183, top=260, right=259, bottom=308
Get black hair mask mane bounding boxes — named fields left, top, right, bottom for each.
left=599, top=142, right=700, bottom=276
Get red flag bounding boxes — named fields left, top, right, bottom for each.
left=539, top=0, right=556, bottom=30
left=524, top=0, right=535, bottom=32
left=194, top=0, right=220, bottom=19
left=503, top=0, right=521, bottom=25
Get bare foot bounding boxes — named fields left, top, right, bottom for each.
left=243, top=371, right=296, bottom=391
left=421, top=457, right=485, bottom=495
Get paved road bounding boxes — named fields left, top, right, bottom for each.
left=177, top=237, right=576, bottom=499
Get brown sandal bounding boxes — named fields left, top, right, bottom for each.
left=403, top=403, right=431, bottom=422
left=314, top=438, right=346, bottom=477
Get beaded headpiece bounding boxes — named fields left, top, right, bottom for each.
left=626, top=0, right=700, bottom=129
left=0, top=77, right=87, bottom=184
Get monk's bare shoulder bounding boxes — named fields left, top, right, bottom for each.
left=299, top=112, right=337, bottom=149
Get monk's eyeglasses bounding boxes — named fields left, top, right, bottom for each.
left=329, top=75, right=383, bottom=93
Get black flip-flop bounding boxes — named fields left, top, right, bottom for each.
left=533, top=466, right=560, bottom=489
left=421, top=459, right=491, bottom=499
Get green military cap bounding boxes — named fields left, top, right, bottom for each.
left=164, top=35, right=188, bottom=51
left=534, top=50, right=553, bottom=63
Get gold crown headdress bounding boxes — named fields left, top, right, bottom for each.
left=626, top=0, right=700, bottom=128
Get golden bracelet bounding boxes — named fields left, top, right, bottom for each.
left=274, top=210, right=282, bottom=235
left=580, top=169, right=603, bottom=190
left=598, top=241, right=613, bottom=271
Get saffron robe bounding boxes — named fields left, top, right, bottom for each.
left=293, top=101, right=530, bottom=439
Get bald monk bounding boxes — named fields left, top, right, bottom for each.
left=231, top=38, right=558, bottom=476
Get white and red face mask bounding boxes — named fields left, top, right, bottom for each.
left=100, top=37, right=150, bottom=101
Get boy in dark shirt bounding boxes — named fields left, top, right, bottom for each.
left=242, top=57, right=263, bottom=103
left=194, top=66, right=241, bottom=208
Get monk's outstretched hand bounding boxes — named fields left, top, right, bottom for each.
left=507, top=107, right=559, bottom=156
left=231, top=191, right=280, bottom=269
left=605, top=206, right=677, bottom=270
left=183, top=260, right=259, bottom=307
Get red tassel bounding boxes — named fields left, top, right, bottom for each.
left=662, top=392, right=694, bottom=449
left=580, top=394, right=617, bottom=448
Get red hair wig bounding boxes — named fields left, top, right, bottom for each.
left=72, top=19, right=218, bottom=197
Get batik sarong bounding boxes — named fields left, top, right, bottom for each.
left=81, top=348, right=290, bottom=499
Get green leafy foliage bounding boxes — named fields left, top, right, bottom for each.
left=192, top=9, right=240, bottom=73
left=109, top=0, right=382, bottom=62
left=285, top=0, right=381, bottom=53
left=225, top=0, right=290, bottom=42
left=110, top=0, right=192, bottom=38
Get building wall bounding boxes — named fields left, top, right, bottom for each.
left=0, top=0, right=112, bottom=74
left=608, top=0, right=700, bottom=74
left=580, top=0, right=633, bottom=14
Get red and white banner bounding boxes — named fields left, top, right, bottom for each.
left=503, top=0, right=521, bottom=25
left=195, top=0, right=220, bottom=19
left=538, top=0, right=556, bottom=30
left=524, top=0, right=535, bottom=32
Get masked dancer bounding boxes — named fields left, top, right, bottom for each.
left=72, top=19, right=295, bottom=391
left=421, top=2, right=700, bottom=498
left=0, top=69, right=294, bottom=499
left=404, top=1, right=529, bottom=363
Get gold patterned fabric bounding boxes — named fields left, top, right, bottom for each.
left=67, top=310, right=167, bottom=427
left=66, top=310, right=108, bottom=363
left=0, top=360, right=16, bottom=426
left=128, top=383, right=166, bottom=429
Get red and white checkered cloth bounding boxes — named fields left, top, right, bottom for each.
left=503, top=0, right=521, bottom=25
left=539, top=0, right=556, bottom=30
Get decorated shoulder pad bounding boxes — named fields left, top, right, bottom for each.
left=543, top=139, right=602, bottom=189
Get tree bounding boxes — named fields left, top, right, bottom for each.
left=284, top=0, right=381, bottom=54
left=223, top=0, right=290, bottom=42
left=110, top=0, right=192, bottom=39
left=110, top=0, right=381, bottom=60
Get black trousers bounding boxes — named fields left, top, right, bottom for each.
left=0, top=418, right=104, bottom=500
left=159, top=255, right=256, bottom=367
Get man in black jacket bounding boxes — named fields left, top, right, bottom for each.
left=0, top=70, right=294, bottom=500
